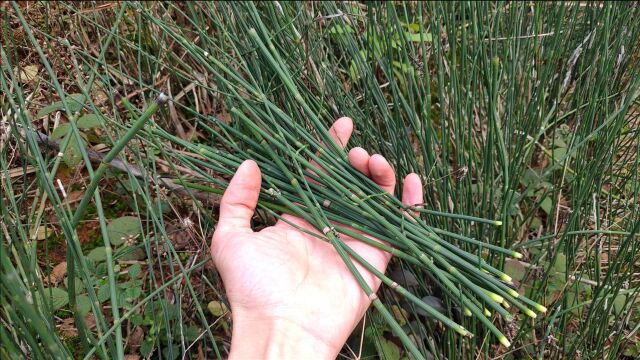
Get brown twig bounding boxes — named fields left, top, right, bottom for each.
left=15, top=125, right=221, bottom=205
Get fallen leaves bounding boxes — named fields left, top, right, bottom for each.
left=14, top=64, right=39, bottom=84
left=48, top=261, right=67, bottom=285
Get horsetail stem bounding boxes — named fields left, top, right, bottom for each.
left=71, top=94, right=168, bottom=226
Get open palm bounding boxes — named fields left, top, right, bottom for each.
left=211, top=118, right=423, bottom=358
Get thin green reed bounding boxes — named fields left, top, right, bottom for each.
left=2, top=2, right=638, bottom=359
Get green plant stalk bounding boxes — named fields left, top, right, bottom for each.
left=0, top=244, right=71, bottom=359
left=516, top=230, right=640, bottom=249
left=70, top=94, right=168, bottom=227
left=298, top=148, right=517, bottom=324
left=144, top=133, right=223, bottom=359
left=182, top=176, right=519, bottom=303
left=101, top=99, right=223, bottom=358
left=0, top=45, right=111, bottom=357
left=83, top=260, right=208, bottom=360
left=4, top=2, right=639, bottom=358
left=64, top=94, right=166, bottom=358
left=411, top=207, right=503, bottom=227
left=431, top=227, right=523, bottom=259
left=334, top=240, right=427, bottom=359
left=341, top=241, right=471, bottom=336
left=193, top=32, right=521, bottom=305
left=9, top=6, right=117, bottom=353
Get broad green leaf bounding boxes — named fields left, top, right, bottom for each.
left=552, top=146, right=567, bottom=161
left=378, top=338, right=401, bottom=360
left=553, top=134, right=568, bottom=148
left=140, top=338, right=155, bottom=358
left=95, top=263, right=107, bottom=277
left=36, top=94, right=86, bottom=118
left=107, top=216, right=142, bottom=246
left=183, top=326, right=200, bottom=342
left=51, top=124, right=71, bottom=140
left=162, top=344, right=179, bottom=360
left=77, top=114, right=102, bottom=129
left=63, top=136, right=84, bottom=167
left=128, top=263, right=142, bottom=278
left=406, top=31, right=432, bottom=42
left=63, top=277, right=84, bottom=295
left=361, top=327, right=382, bottom=358
left=566, top=291, right=581, bottom=316
left=119, top=282, right=142, bottom=303
left=76, top=295, right=91, bottom=315
left=131, top=313, right=144, bottom=326
left=97, top=283, right=111, bottom=303
left=508, top=191, right=523, bottom=215
left=623, top=342, right=640, bottom=357
left=51, top=123, right=88, bottom=167
left=520, top=168, right=541, bottom=187
left=155, top=199, right=172, bottom=214
left=117, top=247, right=146, bottom=261
left=553, top=253, right=567, bottom=274
left=87, top=246, right=107, bottom=263
left=579, top=281, right=593, bottom=298
left=529, top=217, right=542, bottom=230
left=207, top=301, right=228, bottom=316
left=44, top=288, right=69, bottom=310
left=404, top=23, right=420, bottom=32
left=540, top=196, right=553, bottom=215
left=613, top=294, right=627, bottom=314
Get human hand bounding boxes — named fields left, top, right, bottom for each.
left=211, top=117, right=423, bottom=359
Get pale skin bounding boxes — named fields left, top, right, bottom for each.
left=211, top=117, right=423, bottom=359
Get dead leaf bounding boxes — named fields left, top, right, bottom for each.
left=216, top=112, right=231, bottom=124
left=49, top=262, right=67, bottom=285
left=85, top=313, right=96, bottom=330
left=67, top=191, right=84, bottom=203
left=94, top=90, right=109, bottom=106
left=15, top=65, right=39, bottom=84
left=58, top=317, right=77, bottom=338
left=29, top=226, right=48, bottom=240
left=128, top=326, right=144, bottom=349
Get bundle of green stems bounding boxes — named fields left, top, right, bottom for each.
left=151, top=108, right=546, bottom=354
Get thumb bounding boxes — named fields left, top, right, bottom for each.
left=216, top=160, right=262, bottom=235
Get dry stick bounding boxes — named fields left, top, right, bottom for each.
left=70, top=97, right=184, bottom=226
left=13, top=122, right=220, bottom=206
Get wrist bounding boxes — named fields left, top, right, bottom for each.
left=229, top=310, right=340, bottom=360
